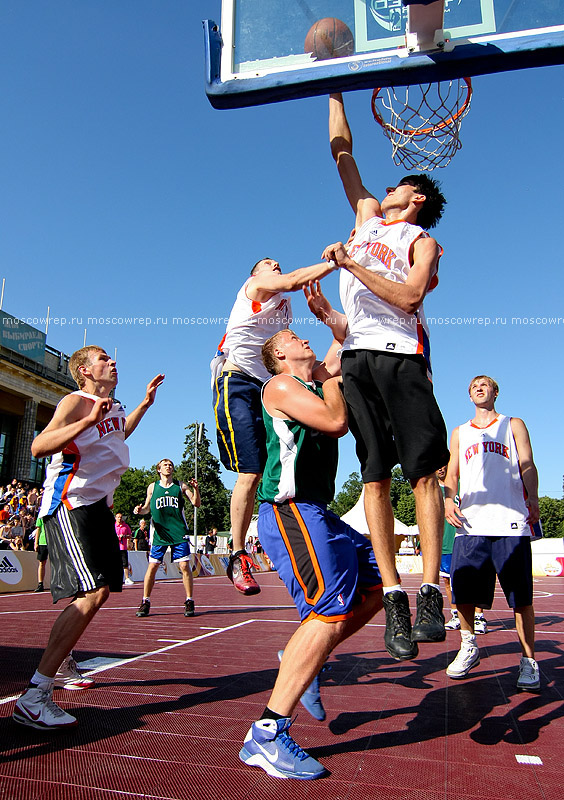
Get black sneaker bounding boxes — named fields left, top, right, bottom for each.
left=184, top=599, right=195, bottom=617
left=382, top=591, right=418, bottom=660
left=411, top=585, right=445, bottom=642
left=136, top=600, right=150, bottom=617
left=34, top=582, right=44, bottom=593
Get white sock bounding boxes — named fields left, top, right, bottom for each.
left=383, top=585, right=404, bottom=595
left=31, top=670, right=54, bottom=690
left=461, top=630, right=477, bottom=645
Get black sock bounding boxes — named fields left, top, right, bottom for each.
left=261, top=706, right=285, bottom=722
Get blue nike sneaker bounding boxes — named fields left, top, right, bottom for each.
left=277, top=650, right=326, bottom=721
left=239, top=717, right=328, bottom=780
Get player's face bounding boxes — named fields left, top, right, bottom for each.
left=277, top=331, right=316, bottom=362
left=255, top=258, right=281, bottom=275
left=83, top=350, right=118, bottom=387
left=381, top=182, right=422, bottom=214
left=158, top=460, right=174, bottom=477
left=469, top=379, right=496, bottom=405
left=436, top=466, right=447, bottom=481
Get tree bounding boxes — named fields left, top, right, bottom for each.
left=538, top=496, right=564, bottom=538
left=176, top=422, right=231, bottom=533
left=113, top=466, right=154, bottom=520
left=390, top=466, right=416, bottom=526
left=330, top=471, right=362, bottom=517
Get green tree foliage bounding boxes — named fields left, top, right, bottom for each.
left=538, top=496, right=564, bottom=538
left=176, top=423, right=231, bottom=534
left=329, top=471, right=362, bottom=517
left=390, top=466, right=416, bottom=526
left=113, top=466, right=154, bottom=520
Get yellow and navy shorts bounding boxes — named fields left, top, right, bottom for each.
left=213, top=370, right=266, bottom=474
left=258, top=500, right=382, bottom=622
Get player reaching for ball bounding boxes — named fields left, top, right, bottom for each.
left=309, top=92, right=449, bottom=662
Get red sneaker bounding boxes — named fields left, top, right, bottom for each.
left=227, top=552, right=261, bottom=595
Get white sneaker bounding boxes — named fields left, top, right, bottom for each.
left=446, top=641, right=480, bottom=679
left=474, top=615, right=488, bottom=635
left=445, top=612, right=460, bottom=630
left=517, top=657, right=540, bottom=692
left=13, top=685, right=78, bottom=730
left=54, top=654, right=95, bottom=691
left=124, top=577, right=134, bottom=585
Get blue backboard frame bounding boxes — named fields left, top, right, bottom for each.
left=203, top=1, right=564, bottom=109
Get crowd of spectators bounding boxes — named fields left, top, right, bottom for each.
left=0, top=480, right=43, bottom=552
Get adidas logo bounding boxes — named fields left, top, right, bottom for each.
left=0, top=556, right=18, bottom=574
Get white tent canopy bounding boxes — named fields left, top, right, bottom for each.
left=341, top=488, right=419, bottom=537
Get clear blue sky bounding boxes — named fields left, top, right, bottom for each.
left=3, top=1, right=563, bottom=497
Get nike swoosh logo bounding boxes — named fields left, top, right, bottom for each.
left=256, top=741, right=279, bottom=764
left=21, top=706, right=41, bottom=720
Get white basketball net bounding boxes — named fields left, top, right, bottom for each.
left=371, top=78, right=472, bottom=171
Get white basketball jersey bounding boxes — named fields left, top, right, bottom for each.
left=340, top=215, right=440, bottom=371
left=211, top=278, right=292, bottom=384
left=39, top=391, right=129, bottom=517
left=457, top=414, right=532, bottom=537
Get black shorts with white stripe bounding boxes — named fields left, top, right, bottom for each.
left=43, top=499, right=123, bottom=603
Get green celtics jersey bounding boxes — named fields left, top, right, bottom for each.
left=258, top=377, right=338, bottom=505
left=150, top=480, right=189, bottom=546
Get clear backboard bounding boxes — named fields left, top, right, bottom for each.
left=204, top=0, right=564, bottom=108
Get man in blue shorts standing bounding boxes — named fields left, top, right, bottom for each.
left=212, top=256, right=339, bottom=596
left=134, top=459, right=200, bottom=618
left=444, top=376, right=540, bottom=689
left=239, top=330, right=383, bottom=780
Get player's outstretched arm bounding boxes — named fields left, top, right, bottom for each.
left=125, top=374, right=165, bottom=439
left=304, top=281, right=348, bottom=343
left=322, top=235, right=439, bottom=315
left=31, top=394, right=114, bottom=459
left=248, top=260, right=337, bottom=301
left=133, top=483, right=155, bottom=516
left=511, top=417, right=540, bottom=524
left=182, top=478, right=201, bottom=509
left=264, top=374, right=347, bottom=438
left=329, top=93, right=382, bottom=228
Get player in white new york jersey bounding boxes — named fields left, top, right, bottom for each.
left=212, top=256, right=339, bottom=597
left=13, top=345, right=164, bottom=731
left=317, top=91, right=449, bottom=663
left=443, top=376, right=541, bottom=690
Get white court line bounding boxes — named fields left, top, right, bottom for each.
left=0, top=619, right=254, bottom=707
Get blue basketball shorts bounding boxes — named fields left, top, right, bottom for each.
left=213, top=370, right=266, bottom=474
left=258, top=501, right=382, bottom=622
left=439, top=553, right=452, bottom=579
left=451, top=535, right=533, bottom=609
left=149, top=541, right=191, bottom=564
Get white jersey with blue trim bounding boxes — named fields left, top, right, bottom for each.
left=457, top=414, right=536, bottom=538
left=39, top=391, right=129, bottom=517
left=211, top=278, right=292, bottom=384
left=339, top=215, right=439, bottom=372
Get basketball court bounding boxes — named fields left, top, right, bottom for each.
left=1, top=572, right=563, bottom=799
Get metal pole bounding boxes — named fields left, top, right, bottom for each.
left=0, top=278, right=5, bottom=310
left=193, top=421, right=198, bottom=551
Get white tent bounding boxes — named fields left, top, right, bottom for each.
left=341, top=488, right=418, bottom=537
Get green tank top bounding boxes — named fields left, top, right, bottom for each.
left=258, top=377, right=338, bottom=505
left=150, top=480, right=189, bottom=546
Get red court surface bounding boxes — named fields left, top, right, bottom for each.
left=1, top=573, right=563, bottom=800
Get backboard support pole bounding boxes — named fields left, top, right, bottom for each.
left=406, top=0, right=447, bottom=53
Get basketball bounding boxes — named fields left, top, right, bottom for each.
left=304, top=18, right=355, bottom=61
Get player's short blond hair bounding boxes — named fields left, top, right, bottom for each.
left=468, top=375, right=499, bottom=398
left=156, top=458, right=175, bottom=472
left=68, top=345, right=106, bottom=389
left=262, top=330, right=289, bottom=375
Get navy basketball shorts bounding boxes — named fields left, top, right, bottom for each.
left=213, top=370, right=266, bottom=474
left=451, top=535, right=533, bottom=609
left=258, top=501, right=382, bottom=622
left=43, top=499, right=123, bottom=603
left=341, top=350, right=450, bottom=482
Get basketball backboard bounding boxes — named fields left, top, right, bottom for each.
left=204, top=0, right=564, bottom=108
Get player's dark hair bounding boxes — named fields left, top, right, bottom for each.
left=399, top=174, right=446, bottom=229
left=250, top=257, right=276, bottom=276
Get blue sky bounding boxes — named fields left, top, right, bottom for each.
left=3, top=1, right=563, bottom=498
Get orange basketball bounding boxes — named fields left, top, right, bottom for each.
left=304, top=18, right=355, bottom=61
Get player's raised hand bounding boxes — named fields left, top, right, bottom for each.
left=304, top=281, right=332, bottom=322
left=322, top=241, right=349, bottom=267
left=145, top=374, right=165, bottom=407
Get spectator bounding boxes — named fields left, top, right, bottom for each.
left=205, top=528, right=218, bottom=555
left=115, top=513, right=133, bottom=585
left=133, top=518, right=150, bottom=552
